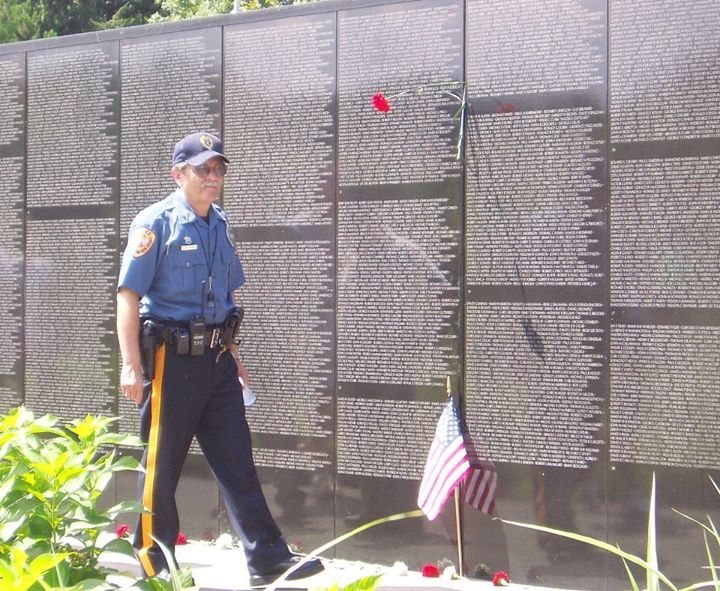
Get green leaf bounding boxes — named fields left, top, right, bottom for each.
left=66, top=578, right=116, bottom=590
left=28, top=551, right=69, bottom=575
left=708, top=516, right=720, bottom=544
left=0, top=515, right=27, bottom=540
left=678, top=582, right=720, bottom=591
left=9, top=545, right=29, bottom=570
left=129, top=578, right=173, bottom=591
left=32, top=461, right=59, bottom=479
left=58, top=468, right=88, bottom=489
left=0, top=473, right=18, bottom=504
left=703, top=530, right=720, bottom=591
left=99, top=433, right=145, bottom=448
left=647, top=474, right=659, bottom=591
left=104, top=499, right=144, bottom=518
left=68, top=415, right=116, bottom=441
left=150, top=535, right=184, bottom=591
left=341, top=574, right=383, bottom=591
left=66, top=515, right=112, bottom=534
left=100, top=537, right=136, bottom=559
left=111, top=455, right=144, bottom=472
left=621, top=555, right=640, bottom=591
left=0, top=558, right=17, bottom=586
left=709, top=476, right=720, bottom=497
left=28, top=413, right=61, bottom=431
left=89, top=470, right=115, bottom=495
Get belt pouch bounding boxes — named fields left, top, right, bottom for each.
left=175, top=329, right=190, bottom=355
left=189, top=317, right=206, bottom=356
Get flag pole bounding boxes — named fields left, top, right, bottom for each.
left=454, top=487, right=464, bottom=576
left=448, top=376, right=464, bottom=577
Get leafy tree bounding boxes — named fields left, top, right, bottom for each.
left=0, top=0, right=41, bottom=43
left=148, top=0, right=314, bottom=22
left=0, top=0, right=316, bottom=44
left=148, top=0, right=233, bottom=22
left=0, top=0, right=159, bottom=44
left=98, top=0, right=162, bottom=29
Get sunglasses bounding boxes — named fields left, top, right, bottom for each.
left=190, top=163, right=228, bottom=178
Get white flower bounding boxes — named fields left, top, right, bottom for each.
left=390, top=561, right=409, bottom=576
left=215, top=533, right=234, bottom=549
left=442, top=566, right=458, bottom=579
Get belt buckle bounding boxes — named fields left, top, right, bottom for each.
left=209, top=328, right=220, bottom=349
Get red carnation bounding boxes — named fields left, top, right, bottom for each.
left=372, top=93, right=391, bottom=112
left=492, top=571, right=511, bottom=586
left=176, top=531, right=188, bottom=545
left=116, top=524, right=130, bottom=538
left=495, top=102, right=517, bottom=114
left=421, top=563, right=441, bottom=577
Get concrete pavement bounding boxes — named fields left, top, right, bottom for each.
left=101, top=537, right=567, bottom=591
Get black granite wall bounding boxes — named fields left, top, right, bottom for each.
left=1, top=0, right=718, bottom=588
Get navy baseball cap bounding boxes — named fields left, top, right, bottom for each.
left=172, top=132, right=230, bottom=166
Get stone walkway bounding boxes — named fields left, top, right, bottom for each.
left=102, top=538, right=565, bottom=591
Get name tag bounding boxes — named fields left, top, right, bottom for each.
left=181, top=244, right=198, bottom=251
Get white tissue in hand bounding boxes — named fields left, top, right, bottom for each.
left=239, top=378, right=256, bottom=406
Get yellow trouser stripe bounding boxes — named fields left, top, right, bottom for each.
left=138, top=344, right=165, bottom=577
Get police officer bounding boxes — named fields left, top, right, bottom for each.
left=117, top=131, right=324, bottom=585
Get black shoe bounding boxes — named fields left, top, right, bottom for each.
left=250, top=555, right=324, bottom=586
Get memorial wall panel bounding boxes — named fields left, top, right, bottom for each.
left=0, top=52, right=25, bottom=413
left=337, top=0, right=462, bottom=187
left=222, top=13, right=336, bottom=548
left=336, top=0, right=464, bottom=566
left=24, top=42, right=119, bottom=420
left=609, top=0, right=720, bottom=143
left=24, top=215, right=118, bottom=418
left=119, top=28, right=222, bottom=239
left=465, top=0, right=609, bottom=586
left=27, top=43, right=119, bottom=209
left=608, top=1, right=720, bottom=586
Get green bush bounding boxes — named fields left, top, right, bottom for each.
left=0, top=406, right=143, bottom=590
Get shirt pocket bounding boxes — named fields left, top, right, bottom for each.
left=168, top=245, right=206, bottom=294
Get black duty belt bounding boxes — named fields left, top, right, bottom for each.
left=141, top=308, right=244, bottom=361
left=153, top=323, right=227, bottom=350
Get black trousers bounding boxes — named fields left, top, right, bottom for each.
left=133, top=344, right=291, bottom=576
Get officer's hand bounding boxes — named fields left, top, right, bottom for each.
left=121, top=362, right=144, bottom=406
left=234, top=357, right=250, bottom=386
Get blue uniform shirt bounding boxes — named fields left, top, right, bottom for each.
left=118, top=189, right=245, bottom=325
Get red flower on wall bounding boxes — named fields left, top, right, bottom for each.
left=116, top=524, right=130, bottom=538
left=372, top=93, right=392, bottom=112
left=371, top=81, right=468, bottom=160
left=421, top=563, right=441, bottom=577
left=176, top=531, right=188, bottom=545
left=492, top=571, right=511, bottom=586
left=495, top=102, right=517, bottom=114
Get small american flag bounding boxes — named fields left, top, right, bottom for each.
left=418, top=398, right=498, bottom=520
left=464, top=437, right=497, bottom=515
left=417, top=398, right=471, bottom=520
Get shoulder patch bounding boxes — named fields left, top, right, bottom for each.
left=132, top=228, right=156, bottom=258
